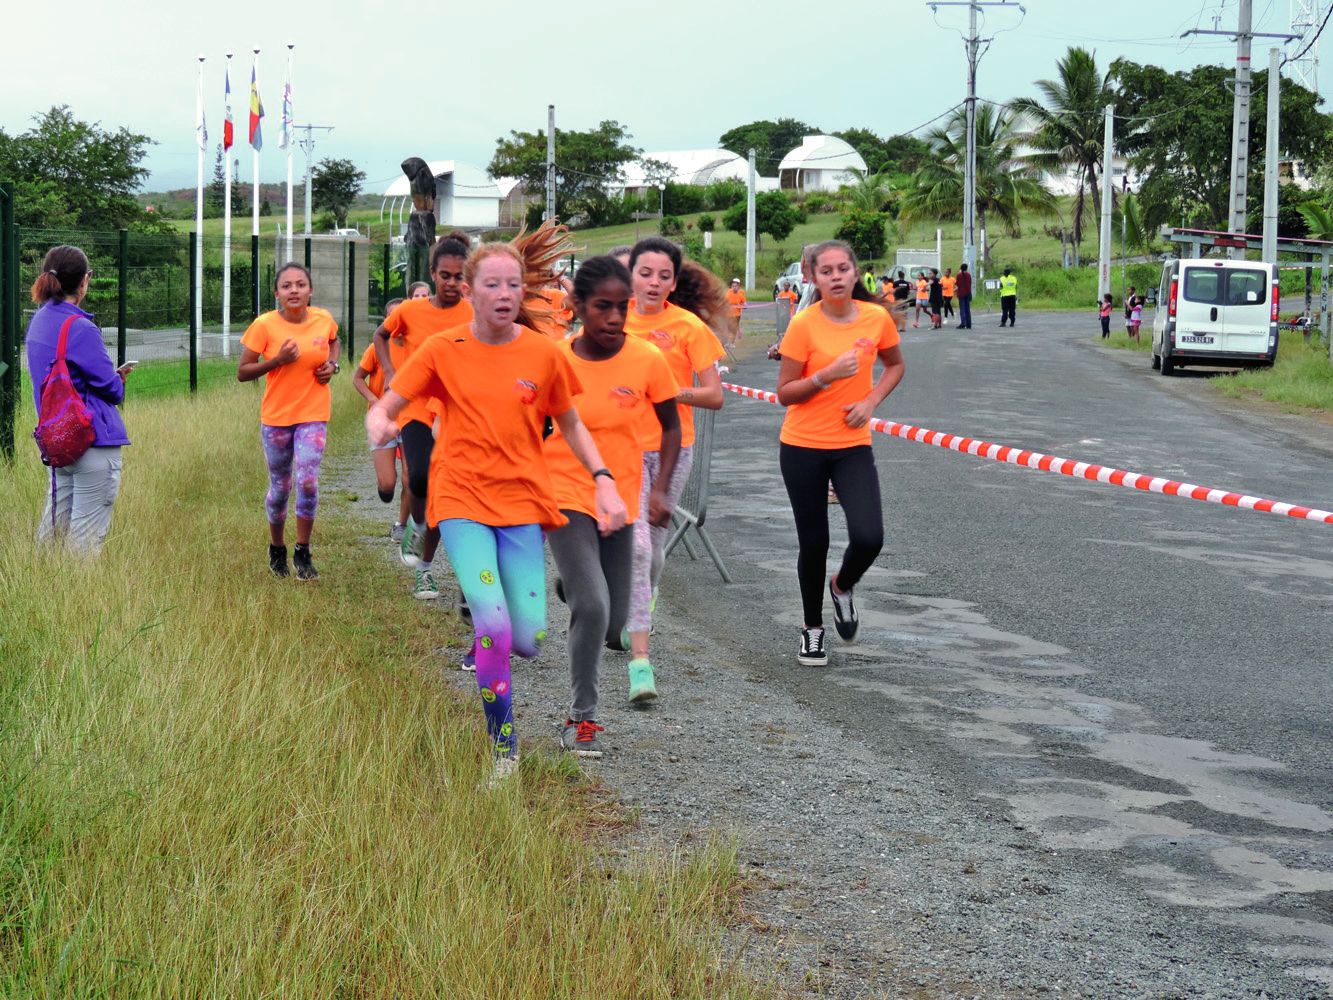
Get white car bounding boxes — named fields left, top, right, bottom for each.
left=1151, top=258, right=1279, bottom=376
left=774, top=261, right=808, bottom=300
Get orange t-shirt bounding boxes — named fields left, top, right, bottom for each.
left=726, top=288, right=746, bottom=318
left=381, top=297, right=474, bottom=428
left=543, top=338, right=679, bottom=523
left=940, top=275, right=957, bottom=298
left=390, top=325, right=580, bottom=529
left=241, top=307, right=339, bottom=426
left=915, top=278, right=928, bottom=301
left=778, top=289, right=798, bottom=317
left=778, top=301, right=901, bottom=450
left=624, top=301, right=725, bottom=451
left=357, top=344, right=385, bottom=400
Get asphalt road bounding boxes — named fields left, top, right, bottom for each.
left=670, top=307, right=1333, bottom=994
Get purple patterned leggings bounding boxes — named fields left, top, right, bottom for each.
left=261, top=422, right=328, bottom=524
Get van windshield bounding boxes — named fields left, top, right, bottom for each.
left=1182, top=267, right=1267, bottom=306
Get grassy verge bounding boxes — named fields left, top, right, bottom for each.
left=0, top=387, right=768, bottom=997
left=1216, top=332, right=1333, bottom=412
left=1103, top=328, right=1153, bottom=352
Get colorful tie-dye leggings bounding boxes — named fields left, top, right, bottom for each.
left=260, top=422, right=328, bottom=524
left=438, top=519, right=546, bottom=756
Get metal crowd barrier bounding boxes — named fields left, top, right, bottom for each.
left=665, top=403, right=732, bottom=582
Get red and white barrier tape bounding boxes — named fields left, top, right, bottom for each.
left=722, top=382, right=1333, bottom=525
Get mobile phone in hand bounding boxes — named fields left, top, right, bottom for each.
left=116, top=361, right=138, bottom=375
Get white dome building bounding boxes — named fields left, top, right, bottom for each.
left=778, top=135, right=867, bottom=194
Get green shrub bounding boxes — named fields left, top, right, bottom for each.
left=659, top=215, right=684, bottom=237
left=703, top=179, right=746, bottom=211
left=834, top=210, right=888, bottom=261
left=664, top=182, right=706, bottom=215
left=697, top=213, right=715, bottom=233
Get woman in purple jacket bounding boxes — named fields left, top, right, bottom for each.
left=26, top=245, right=132, bottom=553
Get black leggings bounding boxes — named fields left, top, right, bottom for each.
left=399, top=419, right=434, bottom=500
left=779, top=443, right=884, bottom=628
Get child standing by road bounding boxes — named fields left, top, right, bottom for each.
left=1099, top=293, right=1112, bottom=339
left=1130, top=296, right=1143, bottom=340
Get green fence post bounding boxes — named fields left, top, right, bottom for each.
left=347, top=241, right=356, bottom=358
left=381, top=243, right=390, bottom=314
left=304, top=236, right=312, bottom=270
left=117, top=228, right=128, bottom=367
left=189, top=234, right=199, bottom=394
left=251, top=233, right=260, bottom=319
left=0, top=182, right=16, bottom=462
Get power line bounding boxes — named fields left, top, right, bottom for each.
left=1284, top=0, right=1333, bottom=66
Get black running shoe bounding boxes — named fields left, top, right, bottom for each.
left=269, top=544, right=289, bottom=579
left=292, top=543, right=319, bottom=581
left=829, top=579, right=859, bottom=643
left=798, top=627, right=828, bottom=667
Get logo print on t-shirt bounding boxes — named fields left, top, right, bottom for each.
left=648, top=329, right=674, bottom=350
left=610, top=386, right=640, bottom=408
left=514, top=378, right=539, bottom=405
left=855, top=337, right=876, bottom=357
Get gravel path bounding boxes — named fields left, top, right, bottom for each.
left=323, top=311, right=1331, bottom=999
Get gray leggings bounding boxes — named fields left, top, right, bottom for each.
left=547, top=511, right=634, bottom=723
left=38, top=446, right=123, bottom=554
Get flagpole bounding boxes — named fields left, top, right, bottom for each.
left=285, top=43, right=294, bottom=263
left=222, top=51, right=233, bottom=358
left=252, top=47, right=261, bottom=244
left=195, top=55, right=206, bottom=357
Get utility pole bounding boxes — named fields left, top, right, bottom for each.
left=293, top=123, right=334, bottom=234
left=1263, top=47, right=1282, bottom=263
left=745, top=148, right=756, bottom=291
left=545, top=104, right=556, bottom=222
left=928, top=1, right=1024, bottom=274
left=1097, top=104, right=1115, bottom=302
left=1289, top=0, right=1322, bottom=92
left=1183, top=1, right=1294, bottom=258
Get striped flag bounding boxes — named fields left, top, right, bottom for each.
left=195, top=64, right=208, bottom=150
left=223, top=66, right=234, bottom=150
left=278, top=72, right=292, bottom=150
left=248, top=60, right=264, bottom=151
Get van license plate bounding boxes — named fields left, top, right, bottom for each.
left=1180, top=334, right=1215, bottom=344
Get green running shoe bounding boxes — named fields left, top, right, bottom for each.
left=627, top=658, right=658, bottom=704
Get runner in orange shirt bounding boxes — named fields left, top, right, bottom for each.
left=372, top=231, right=474, bottom=598
left=238, top=262, right=340, bottom=581
left=352, top=303, right=411, bottom=539
left=621, top=237, right=728, bottom=701
left=940, top=268, right=957, bottom=321
left=913, top=272, right=929, bottom=328
left=545, top=256, right=681, bottom=756
left=725, top=277, right=746, bottom=341
left=775, top=239, right=905, bottom=667
left=367, top=224, right=627, bottom=784
left=777, top=281, right=799, bottom=317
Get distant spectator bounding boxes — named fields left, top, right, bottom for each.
left=956, top=263, right=973, bottom=329
left=26, top=244, right=132, bottom=554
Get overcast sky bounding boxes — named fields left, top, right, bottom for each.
left=4, top=0, right=1325, bottom=195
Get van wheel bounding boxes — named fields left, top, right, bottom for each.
left=1151, top=351, right=1161, bottom=371
left=1160, top=352, right=1176, bottom=376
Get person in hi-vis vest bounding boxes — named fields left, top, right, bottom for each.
left=999, top=268, right=1018, bottom=327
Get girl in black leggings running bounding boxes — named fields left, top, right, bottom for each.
left=774, top=240, right=905, bottom=666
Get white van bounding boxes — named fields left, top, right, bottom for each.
left=1151, top=258, right=1279, bottom=375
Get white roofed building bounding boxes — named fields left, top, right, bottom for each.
left=617, top=149, right=779, bottom=194
left=379, top=160, right=515, bottom=235
left=779, top=135, right=867, bottom=193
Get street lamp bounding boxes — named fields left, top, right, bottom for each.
left=657, top=182, right=666, bottom=217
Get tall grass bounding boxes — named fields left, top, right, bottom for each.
left=1219, top=332, right=1333, bottom=411
left=0, top=386, right=766, bottom=998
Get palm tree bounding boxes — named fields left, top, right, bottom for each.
left=1010, top=47, right=1115, bottom=250
left=843, top=169, right=894, bottom=213
left=1298, top=203, right=1333, bottom=241
left=900, top=103, right=1053, bottom=242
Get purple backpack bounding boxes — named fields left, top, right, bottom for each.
left=33, top=316, right=96, bottom=468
